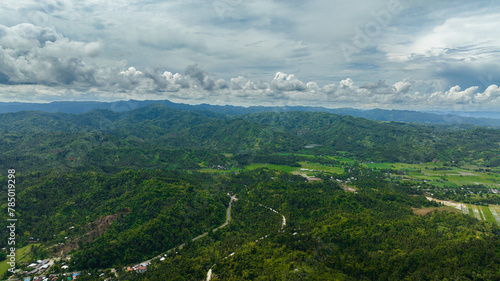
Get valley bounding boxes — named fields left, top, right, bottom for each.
left=0, top=105, right=500, bottom=280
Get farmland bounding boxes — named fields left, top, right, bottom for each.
left=225, top=153, right=500, bottom=226
left=419, top=197, right=500, bottom=226
left=0, top=244, right=36, bottom=277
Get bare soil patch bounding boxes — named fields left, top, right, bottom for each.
left=50, top=210, right=129, bottom=257
left=447, top=171, right=477, bottom=176
left=413, top=206, right=459, bottom=216
left=340, top=184, right=357, bottom=193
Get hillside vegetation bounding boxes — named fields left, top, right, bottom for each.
left=0, top=105, right=500, bottom=280
left=0, top=105, right=499, bottom=173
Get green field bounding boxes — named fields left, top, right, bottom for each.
left=468, top=204, right=474, bottom=218
left=298, top=162, right=344, bottom=174
left=197, top=167, right=239, bottom=173
left=244, top=161, right=344, bottom=176
left=366, top=162, right=500, bottom=188
left=461, top=203, right=500, bottom=225
left=481, top=205, right=497, bottom=224
left=0, top=244, right=36, bottom=278
left=490, top=205, right=500, bottom=226
left=245, top=163, right=297, bottom=173
left=200, top=153, right=500, bottom=192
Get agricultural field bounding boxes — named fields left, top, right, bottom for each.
left=426, top=197, right=500, bottom=226
left=0, top=244, right=36, bottom=278
left=245, top=163, right=297, bottom=173
left=198, top=154, right=500, bottom=211
left=490, top=205, right=500, bottom=225
left=365, top=162, right=500, bottom=187
left=298, top=162, right=344, bottom=174
left=198, top=155, right=500, bottom=198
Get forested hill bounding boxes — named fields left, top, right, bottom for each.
left=0, top=99, right=499, bottom=127
left=242, top=111, right=500, bottom=164
left=0, top=105, right=499, bottom=173
left=1, top=105, right=500, bottom=280
left=0, top=105, right=226, bottom=133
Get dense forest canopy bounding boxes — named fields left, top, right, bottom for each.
left=0, top=104, right=499, bottom=280
left=0, top=105, right=499, bottom=173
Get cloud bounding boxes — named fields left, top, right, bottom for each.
left=0, top=23, right=102, bottom=85
left=0, top=23, right=189, bottom=94
left=0, top=23, right=497, bottom=110
left=379, top=11, right=500, bottom=91
left=392, top=81, right=411, bottom=94
left=428, top=85, right=478, bottom=105
left=473, top=85, right=500, bottom=103
left=184, top=64, right=228, bottom=91
left=384, top=13, right=500, bottom=62
left=271, top=72, right=307, bottom=92
left=1, top=3, right=500, bottom=111
left=1, top=56, right=500, bottom=110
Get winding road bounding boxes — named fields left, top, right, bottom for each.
left=206, top=200, right=287, bottom=281
left=142, top=194, right=237, bottom=265
left=191, top=194, right=237, bottom=241
left=138, top=193, right=286, bottom=281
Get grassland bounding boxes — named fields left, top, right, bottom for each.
left=413, top=206, right=460, bottom=216
left=245, top=163, right=297, bottom=173
left=280, top=156, right=499, bottom=189
left=298, top=162, right=344, bottom=174
left=363, top=161, right=500, bottom=189
left=243, top=161, right=345, bottom=177
left=199, top=154, right=500, bottom=227
left=490, top=205, right=500, bottom=225
left=468, top=204, right=474, bottom=217
left=480, top=205, right=497, bottom=224
left=0, top=244, right=36, bottom=278
left=424, top=200, right=500, bottom=226
left=200, top=154, right=500, bottom=192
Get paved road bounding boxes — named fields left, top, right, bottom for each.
left=143, top=194, right=237, bottom=265
left=191, top=194, right=237, bottom=241
left=215, top=194, right=237, bottom=231
left=205, top=200, right=287, bottom=280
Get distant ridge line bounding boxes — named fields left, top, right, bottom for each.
left=0, top=100, right=498, bottom=127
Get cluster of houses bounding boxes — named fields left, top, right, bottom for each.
left=125, top=260, right=150, bottom=274
left=22, top=272, right=80, bottom=281
left=332, top=177, right=357, bottom=184
left=209, top=165, right=229, bottom=170
left=24, top=260, right=51, bottom=276
left=12, top=259, right=82, bottom=281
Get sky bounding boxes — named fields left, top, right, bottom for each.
left=0, top=0, right=500, bottom=111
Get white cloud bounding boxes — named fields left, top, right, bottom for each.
left=1, top=1, right=500, bottom=112
left=1, top=58, right=500, bottom=110
left=428, top=85, right=478, bottom=105
left=384, top=13, right=500, bottom=63
left=0, top=22, right=498, bottom=110
left=271, top=72, right=307, bottom=92
left=0, top=23, right=102, bottom=85
left=392, top=81, right=411, bottom=94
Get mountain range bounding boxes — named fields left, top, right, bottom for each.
left=0, top=100, right=499, bottom=127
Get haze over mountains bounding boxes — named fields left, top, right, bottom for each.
left=0, top=100, right=499, bottom=127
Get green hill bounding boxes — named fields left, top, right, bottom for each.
left=0, top=107, right=500, bottom=280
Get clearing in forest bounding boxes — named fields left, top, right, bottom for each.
left=471, top=205, right=483, bottom=220
left=413, top=206, right=459, bottom=216
left=489, top=205, right=500, bottom=226
left=480, top=205, right=497, bottom=224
